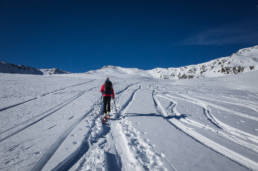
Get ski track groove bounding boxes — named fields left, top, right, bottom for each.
left=0, top=79, right=95, bottom=113
left=114, top=86, right=175, bottom=171
left=166, top=94, right=258, bottom=144
left=0, top=87, right=96, bottom=143
left=175, top=94, right=258, bottom=122
left=116, top=82, right=139, bottom=95
left=0, top=97, right=37, bottom=112
left=40, top=79, right=95, bottom=97
left=107, top=84, right=143, bottom=171
left=158, top=94, right=258, bottom=154
left=152, top=92, right=178, bottom=171
left=49, top=111, right=100, bottom=171
left=191, top=94, right=258, bottom=113
left=112, top=122, right=144, bottom=171
left=117, top=85, right=141, bottom=119
left=0, top=87, right=96, bottom=137
left=111, top=85, right=146, bottom=171
left=154, top=94, right=258, bottom=171
left=72, top=111, right=122, bottom=171
left=104, top=131, right=122, bottom=171
left=30, top=107, right=96, bottom=171
left=119, top=119, right=175, bottom=171
left=35, top=96, right=104, bottom=171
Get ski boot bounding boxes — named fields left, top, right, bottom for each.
left=102, top=113, right=110, bottom=124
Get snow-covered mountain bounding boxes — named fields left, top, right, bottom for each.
left=0, top=61, right=71, bottom=75
left=148, top=45, right=258, bottom=80
left=40, top=68, right=70, bottom=75
left=0, top=61, right=43, bottom=75
left=86, top=45, right=258, bottom=80
left=86, top=65, right=149, bottom=78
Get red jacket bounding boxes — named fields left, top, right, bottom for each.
left=101, top=84, right=115, bottom=98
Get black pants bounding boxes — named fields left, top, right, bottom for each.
left=103, top=96, right=111, bottom=114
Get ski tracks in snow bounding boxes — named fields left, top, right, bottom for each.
left=159, top=94, right=258, bottom=153
left=14, top=81, right=256, bottom=171
left=0, top=86, right=97, bottom=143
left=71, top=84, right=143, bottom=171
left=0, top=79, right=95, bottom=113
left=31, top=107, right=95, bottom=171
left=110, top=85, right=175, bottom=171
left=30, top=83, right=143, bottom=171
left=117, top=119, right=170, bottom=171
left=32, top=88, right=109, bottom=171
left=49, top=83, right=172, bottom=171
left=166, top=94, right=258, bottom=146
left=154, top=93, right=258, bottom=171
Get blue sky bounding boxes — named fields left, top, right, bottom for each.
left=0, top=0, right=258, bottom=72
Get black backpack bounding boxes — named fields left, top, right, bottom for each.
left=104, top=81, right=113, bottom=95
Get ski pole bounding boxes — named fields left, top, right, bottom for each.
left=113, top=99, right=117, bottom=113
left=100, top=94, right=104, bottom=115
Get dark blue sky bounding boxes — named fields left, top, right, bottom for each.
left=0, top=0, right=258, bottom=72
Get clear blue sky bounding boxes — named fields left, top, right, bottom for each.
left=0, top=0, right=258, bottom=72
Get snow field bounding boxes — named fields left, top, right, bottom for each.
left=1, top=70, right=258, bottom=171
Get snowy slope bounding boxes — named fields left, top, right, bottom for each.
left=0, top=66, right=258, bottom=171
left=0, top=61, right=43, bottom=75
left=149, top=45, right=258, bottom=79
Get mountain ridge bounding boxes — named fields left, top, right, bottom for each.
left=0, top=61, right=43, bottom=75
left=147, top=45, right=258, bottom=80
left=1, top=45, right=258, bottom=79
left=90, top=45, right=258, bottom=80
left=40, top=68, right=70, bottom=75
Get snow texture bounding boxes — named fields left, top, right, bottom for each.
left=0, top=45, right=258, bottom=171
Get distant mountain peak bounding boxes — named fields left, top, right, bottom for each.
left=234, top=45, right=258, bottom=56
left=101, top=65, right=118, bottom=69
left=40, top=68, right=70, bottom=75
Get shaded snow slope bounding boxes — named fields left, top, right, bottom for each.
left=0, top=68, right=258, bottom=171
left=0, top=61, right=43, bottom=75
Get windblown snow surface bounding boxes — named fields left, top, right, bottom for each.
left=0, top=68, right=258, bottom=171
